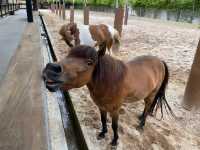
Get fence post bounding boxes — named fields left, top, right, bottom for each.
left=50, top=3, right=54, bottom=12
left=62, top=1, right=65, bottom=20
left=25, top=0, right=33, bottom=22
left=32, top=0, right=38, bottom=10
left=114, top=7, right=124, bottom=36
left=70, top=6, right=74, bottom=23
left=7, top=4, right=9, bottom=14
left=183, top=39, right=200, bottom=110
left=5, top=5, right=7, bottom=15
left=52, top=3, right=55, bottom=13
left=58, top=0, right=61, bottom=17
left=55, top=1, right=58, bottom=15
left=83, top=6, right=89, bottom=25
left=0, top=5, right=2, bottom=17
left=3, top=5, right=6, bottom=15
left=124, top=5, right=128, bottom=25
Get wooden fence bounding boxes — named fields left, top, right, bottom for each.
left=0, top=3, right=21, bottom=17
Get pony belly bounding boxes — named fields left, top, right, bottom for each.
left=107, top=25, right=116, bottom=38
left=98, top=103, right=121, bottom=113
left=125, top=95, right=141, bottom=103
left=93, top=97, right=122, bottom=113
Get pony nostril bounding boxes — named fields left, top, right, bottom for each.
left=54, top=64, right=62, bottom=73
left=46, top=63, right=62, bottom=73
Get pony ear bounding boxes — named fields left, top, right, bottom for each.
left=97, top=42, right=107, bottom=57
left=70, top=23, right=77, bottom=34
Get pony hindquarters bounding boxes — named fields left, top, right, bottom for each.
left=137, top=61, right=175, bottom=130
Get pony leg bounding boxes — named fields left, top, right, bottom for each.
left=137, top=97, right=154, bottom=131
left=110, top=111, right=119, bottom=146
left=108, top=42, right=112, bottom=56
left=138, top=102, right=154, bottom=120
left=138, top=107, right=146, bottom=121
left=97, top=110, right=108, bottom=140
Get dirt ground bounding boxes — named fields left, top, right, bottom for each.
left=41, top=9, right=200, bottom=150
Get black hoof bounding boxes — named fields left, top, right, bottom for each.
left=149, top=112, right=154, bottom=117
left=138, top=114, right=144, bottom=121
left=97, top=132, right=106, bottom=140
left=110, top=139, right=118, bottom=146
left=136, top=125, right=144, bottom=132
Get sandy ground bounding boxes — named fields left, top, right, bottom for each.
left=41, top=9, right=200, bottom=150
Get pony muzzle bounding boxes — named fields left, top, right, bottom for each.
left=42, top=63, right=64, bottom=92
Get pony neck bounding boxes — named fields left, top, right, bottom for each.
left=87, top=55, right=127, bottom=92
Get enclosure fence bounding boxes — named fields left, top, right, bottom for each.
left=0, top=3, right=23, bottom=17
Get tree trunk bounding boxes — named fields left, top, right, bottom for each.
left=114, top=7, right=124, bottom=36
left=183, top=39, right=200, bottom=110
left=32, top=0, right=38, bottom=11
left=84, top=6, right=89, bottom=25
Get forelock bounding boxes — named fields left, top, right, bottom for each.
left=68, top=45, right=98, bottom=61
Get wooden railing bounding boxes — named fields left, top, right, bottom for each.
left=0, top=3, right=21, bottom=17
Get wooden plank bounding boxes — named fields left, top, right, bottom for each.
left=40, top=16, right=68, bottom=150
left=0, top=23, right=48, bottom=150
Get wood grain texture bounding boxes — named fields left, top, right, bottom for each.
left=0, top=23, right=48, bottom=150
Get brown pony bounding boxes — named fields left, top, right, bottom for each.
left=59, top=23, right=120, bottom=54
left=42, top=45, right=174, bottom=146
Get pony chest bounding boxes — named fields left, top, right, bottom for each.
left=87, top=86, right=122, bottom=112
left=93, top=96, right=121, bottom=112
left=78, top=26, right=96, bottom=46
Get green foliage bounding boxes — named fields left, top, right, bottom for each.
left=47, top=0, right=200, bottom=10
left=64, top=0, right=125, bottom=7
left=130, top=0, right=200, bottom=10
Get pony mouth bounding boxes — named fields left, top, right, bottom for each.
left=46, top=79, right=63, bottom=84
left=45, top=79, right=63, bottom=92
left=46, top=80, right=59, bottom=85
left=46, top=80, right=63, bottom=87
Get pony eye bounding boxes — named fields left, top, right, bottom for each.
left=87, top=59, right=93, bottom=66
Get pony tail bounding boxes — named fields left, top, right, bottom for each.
left=150, top=61, right=176, bottom=119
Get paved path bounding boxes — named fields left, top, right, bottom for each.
left=0, top=10, right=27, bottom=81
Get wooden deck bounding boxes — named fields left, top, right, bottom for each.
left=0, top=23, right=49, bottom=150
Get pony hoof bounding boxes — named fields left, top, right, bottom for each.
left=138, top=114, right=143, bottom=120
left=136, top=126, right=144, bottom=132
left=110, top=140, right=118, bottom=146
left=97, top=132, right=105, bottom=140
left=149, top=112, right=154, bottom=117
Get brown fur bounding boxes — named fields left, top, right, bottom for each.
left=88, top=55, right=127, bottom=112
left=59, top=24, right=73, bottom=47
left=89, top=24, right=113, bottom=52
left=59, top=23, right=120, bottom=53
left=43, top=45, right=173, bottom=146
